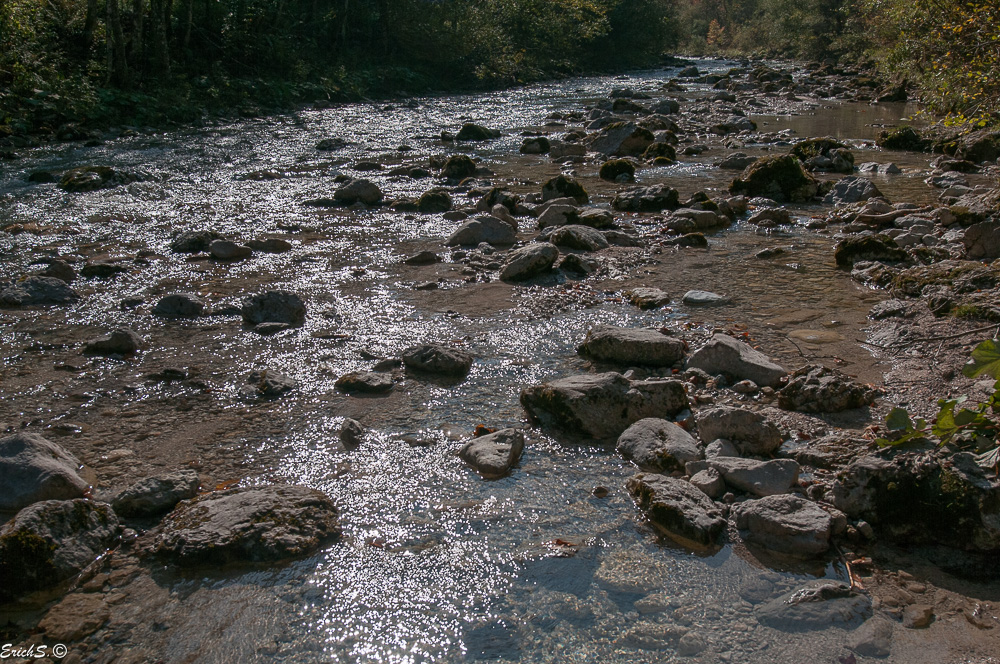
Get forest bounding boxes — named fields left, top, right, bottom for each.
left=1, top=0, right=997, bottom=133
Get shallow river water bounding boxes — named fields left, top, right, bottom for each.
left=1, top=61, right=988, bottom=663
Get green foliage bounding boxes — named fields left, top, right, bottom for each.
left=877, top=340, right=1000, bottom=471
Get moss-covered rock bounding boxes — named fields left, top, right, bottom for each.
left=876, top=126, right=929, bottom=152
left=542, top=175, right=588, bottom=204
left=642, top=142, right=677, bottom=163
left=416, top=188, right=453, bottom=213
left=791, top=137, right=848, bottom=161
left=441, top=154, right=477, bottom=179
left=455, top=123, right=500, bottom=141
left=729, top=155, right=819, bottom=202
left=599, top=159, right=636, bottom=181
left=834, top=235, right=908, bottom=269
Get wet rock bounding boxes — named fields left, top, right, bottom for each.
left=848, top=616, right=894, bottom=657
left=171, top=230, right=220, bottom=253
left=832, top=451, right=1000, bottom=550
left=447, top=215, right=517, bottom=247
left=877, top=126, right=929, bottom=152
left=548, top=225, right=609, bottom=251
left=521, top=372, right=688, bottom=440
left=0, top=276, right=79, bottom=307
left=549, top=140, right=587, bottom=159
left=729, top=155, right=819, bottom=203
left=558, top=253, right=599, bottom=275
left=670, top=208, right=731, bottom=231
left=665, top=233, right=709, bottom=248
left=520, top=136, right=550, bottom=154
left=682, top=290, right=727, bottom=305
left=500, top=242, right=559, bottom=282
left=626, top=474, right=726, bottom=546
left=869, top=299, right=908, bottom=319
left=963, top=221, right=1000, bottom=260
left=112, top=469, right=200, bottom=518
left=209, top=239, right=253, bottom=260
left=628, top=287, right=670, bottom=309
left=642, top=142, right=677, bottom=163
left=402, top=344, right=473, bottom=377
left=652, top=99, right=680, bottom=114
left=38, top=593, right=110, bottom=641
left=617, top=418, right=702, bottom=473
left=711, top=115, right=757, bottom=135
left=747, top=207, right=791, bottom=226
left=333, top=178, right=383, bottom=205
left=417, top=189, right=453, bottom=213
left=153, top=292, right=205, bottom=318
left=456, top=123, right=500, bottom=141
left=81, top=260, right=128, bottom=278
left=612, top=184, right=680, bottom=212
left=599, top=158, right=636, bottom=181
left=686, top=334, right=787, bottom=388
left=578, top=325, right=685, bottom=367
left=335, top=371, right=394, bottom=394
left=858, top=161, right=902, bottom=175
left=246, top=238, right=292, bottom=253
left=340, top=418, right=364, bottom=447
left=58, top=166, right=139, bottom=192
left=718, top=152, right=757, bottom=170
left=577, top=208, right=614, bottom=229
left=689, top=467, right=725, bottom=499
left=241, top=290, right=306, bottom=327
left=542, top=175, right=589, bottom=204
left=778, top=365, right=876, bottom=413
left=140, top=485, right=340, bottom=566
left=734, top=494, right=831, bottom=555
left=0, top=499, right=120, bottom=601
left=83, top=328, right=143, bottom=356
left=316, top=137, right=349, bottom=151
left=247, top=370, right=297, bottom=397
left=442, top=154, right=477, bottom=179
left=254, top=322, right=290, bottom=335
left=834, top=235, right=908, bottom=268
left=39, top=259, right=76, bottom=283
left=824, top=176, right=883, bottom=205
left=696, top=406, right=783, bottom=456
left=404, top=250, right=442, bottom=265
left=756, top=581, right=872, bottom=630
left=709, top=457, right=800, bottom=497
left=536, top=204, right=580, bottom=229
left=0, top=432, right=89, bottom=511
left=460, top=428, right=525, bottom=478
left=589, top=122, right=655, bottom=157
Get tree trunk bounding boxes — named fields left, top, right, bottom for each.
left=107, top=0, right=130, bottom=86
left=149, top=0, right=170, bottom=77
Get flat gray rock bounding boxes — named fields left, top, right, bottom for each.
left=626, top=473, right=725, bottom=546
left=0, top=499, right=120, bottom=601
left=733, top=494, right=831, bottom=555
left=0, top=276, right=79, bottom=307
left=536, top=204, right=579, bottom=229
left=708, top=457, right=800, bottom=497
left=153, top=293, right=205, bottom=318
left=112, top=469, right=200, bottom=518
left=578, top=325, right=686, bottom=367
left=682, top=290, right=727, bottom=305
left=140, top=485, right=340, bottom=566
left=335, top=371, right=394, bottom=394
left=0, top=432, right=89, bottom=511
left=617, top=418, right=703, bottom=473
left=628, top=287, right=671, bottom=309
left=247, top=370, right=297, bottom=397
left=402, top=344, right=473, bottom=376
left=447, top=215, right=516, bottom=247
left=687, top=334, right=786, bottom=388
left=521, top=372, right=688, bottom=440
left=696, top=406, right=783, bottom=456
left=83, top=328, right=143, bottom=356
left=500, top=243, right=559, bottom=282
left=459, top=428, right=525, bottom=478
left=824, top=176, right=883, bottom=205
left=548, top=224, right=610, bottom=251
left=241, top=290, right=306, bottom=327
left=756, top=581, right=872, bottom=630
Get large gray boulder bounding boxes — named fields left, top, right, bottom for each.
left=402, top=344, right=474, bottom=376
left=333, top=178, right=383, bottom=205
left=707, top=457, right=799, bottom=497
left=696, top=406, right=783, bottom=456
left=111, top=469, right=201, bottom=518
left=0, top=433, right=89, bottom=511
left=588, top=122, right=655, bottom=157
left=686, top=334, right=786, bottom=388
left=617, top=418, right=702, bottom=473
left=241, top=290, right=306, bottom=327
left=0, top=276, right=79, bottom=307
left=521, top=372, right=688, bottom=440
left=459, top=429, right=525, bottom=478
left=733, top=494, right=832, bottom=556
left=140, top=485, right=340, bottom=566
left=778, top=365, right=876, bottom=413
left=447, top=215, right=517, bottom=247
left=0, top=499, right=120, bottom=601
left=823, top=176, right=883, bottom=206
left=536, top=204, right=580, bottom=229
left=578, top=325, right=686, bottom=367
left=547, top=224, right=610, bottom=251
left=963, top=221, right=1000, bottom=260
left=626, top=474, right=726, bottom=546
left=500, top=243, right=559, bottom=282
left=757, top=581, right=872, bottom=630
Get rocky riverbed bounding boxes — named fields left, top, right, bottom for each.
left=1, top=58, right=999, bottom=663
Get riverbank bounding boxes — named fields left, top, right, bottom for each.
left=1, top=58, right=999, bottom=662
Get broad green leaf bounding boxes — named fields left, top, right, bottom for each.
left=886, top=407, right=914, bottom=431
left=974, top=446, right=1000, bottom=471
left=962, top=339, right=1000, bottom=379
